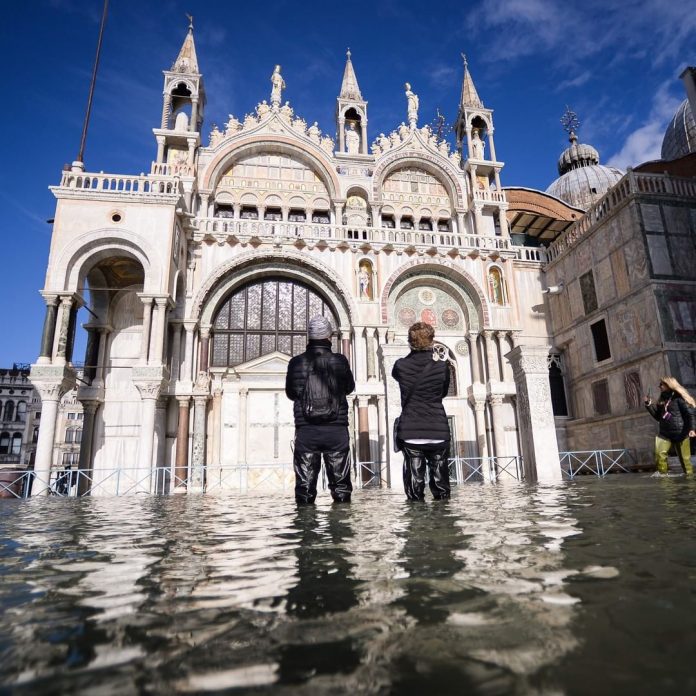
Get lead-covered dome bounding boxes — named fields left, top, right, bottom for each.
left=546, top=129, right=623, bottom=211
left=661, top=99, right=696, bottom=161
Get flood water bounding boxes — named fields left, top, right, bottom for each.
left=1, top=476, right=695, bottom=695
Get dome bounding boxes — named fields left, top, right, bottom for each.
left=661, top=99, right=696, bottom=161
left=557, top=137, right=599, bottom=175
left=546, top=164, right=624, bottom=211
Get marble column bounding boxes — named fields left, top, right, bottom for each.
left=53, top=296, right=73, bottom=364
left=199, top=328, right=210, bottom=374
left=76, top=400, right=99, bottom=496
left=191, top=395, right=208, bottom=491
left=468, top=332, right=482, bottom=384
left=139, top=297, right=153, bottom=364
left=134, top=382, right=161, bottom=493
left=360, top=121, right=368, bottom=155
left=357, top=396, right=370, bottom=464
left=32, top=379, right=70, bottom=496
left=376, top=395, right=387, bottom=483
left=96, top=327, right=110, bottom=382
left=341, top=337, right=352, bottom=368
left=483, top=331, right=498, bottom=382
left=471, top=398, right=491, bottom=480
left=38, top=296, right=59, bottom=363
left=182, top=325, right=195, bottom=383
left=149, top=298, right=168, bottom=364
left=489, top=394, right=507, bottom=460
left=507, top=345, right=562, bottom=481
left=170, top=322, right=182, bottom=382
left=211, top=386, right=223, bottom=468
left=238, top=387, right=248, bottom=466
left=174, top=398, right=190, bottom=489
left=353, top=326, right=367, bottom=382
left=156, top=135, right=165, bottom=163
left=366, top=328, right=377, bottom=380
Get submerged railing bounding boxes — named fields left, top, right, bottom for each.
left=0, top=450, right=643, bottom=498
left=559, top=449, right=636, bottom=478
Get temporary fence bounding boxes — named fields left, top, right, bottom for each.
left=0, top=450, right=641, bottom=499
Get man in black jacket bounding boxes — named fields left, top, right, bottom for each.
left=285, top=315, right=355, bottom=503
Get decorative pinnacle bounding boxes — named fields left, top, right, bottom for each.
left=561, top=106, right=580, bottom=140
left=346, top=47, right=351, bottom=58
left=186, top=13, right=193, bottom=30
left=461, top=52, right=468, bottom=68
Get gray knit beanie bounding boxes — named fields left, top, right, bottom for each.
left=308, top=315, right=332, bottom=340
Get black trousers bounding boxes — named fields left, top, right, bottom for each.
left=293, top=427, right=352, bottom=504
left=401, top=442, right=450, bottom=501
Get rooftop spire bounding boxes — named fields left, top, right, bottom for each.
left=171, top=16, right=199, bottom=73
left=459, top=53, right=483, bottom=109
left=340, top=48, right=362, bottom=100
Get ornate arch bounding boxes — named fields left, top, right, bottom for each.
left=372, top=151, right=465, bottom=208
left=191, top=249, right=357, bottom=331
left=51, top=228, right=160, bottom=294
left=467, top=113, right=493, bottom=131
left=201, top=134, right=341, bottom=199
left=166, top=77, right=197, bottom=95
left=380, top=258, right=488, bottom=329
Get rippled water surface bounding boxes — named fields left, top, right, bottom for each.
left=1, top=476, right=696, bottom=695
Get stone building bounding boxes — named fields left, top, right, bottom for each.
left=28, top=20, right=696, bottom=495
left=29, top=25, right=564, bottom=495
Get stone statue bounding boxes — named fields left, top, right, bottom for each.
left=256, top=100, right=270, bottom=118
left=398, top=122, right=410, bottom=140
left=404, top=82, right=419, bottom=127
left=371, top=141, right=382, bottom=156
left=378, top=133, right=390, bottom=151
left=291, top=117, right=305, bottom=134
left=320, top=135, right=335, bottom=154
left=345, top=122, right=360, bottom=154
left=209, top=124, right=222, bottom=147
left=279, top=101, right=293, bottom=123
left=389, top=130, right=401, bottom=147
left=358, top=262, right=373, bottom=300
left=270, top=64, right=285, bottom=107
left=225, top=115, right=241, bottom=135
left=308, top=121, right=321, bottom=143
left=471, top=128, right=485, bottom=159
left=243, top=113, right=258, bottom=129
left=438, top=139, right=450, bottom=155
left=449, top=150, right=461, bottom=167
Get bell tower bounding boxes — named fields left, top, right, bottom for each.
left=453, top=55, right=508, bottom=236
left=336, top=49, right=368, bottom=155
left=153, top=17, right=206, bottom=174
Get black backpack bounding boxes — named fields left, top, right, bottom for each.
left=302, top=355, right=339, bottom=423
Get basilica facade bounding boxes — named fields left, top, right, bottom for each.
left=29, top=25, right=629, bottom=495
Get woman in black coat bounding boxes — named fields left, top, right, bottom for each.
left=644, top=376, right=696, bottom=475
left=392, top=322, right=451, bottom=500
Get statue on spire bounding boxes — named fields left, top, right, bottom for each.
left=405, top=82, right=419, bottom=128
left=270, top=65, right=285, bottom=108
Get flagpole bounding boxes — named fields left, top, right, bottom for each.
left=73, top=0, right=109, bottom=171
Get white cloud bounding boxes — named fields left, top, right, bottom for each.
left=606, top=82, right=682, bottom=168
left=555, top=71, right=592, bottom=91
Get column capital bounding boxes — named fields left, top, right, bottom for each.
left=40, top=292, right=60, bottom=306
left=357, top=395, right=370, bottom=408
left=133, top=381, right=163, bottom=400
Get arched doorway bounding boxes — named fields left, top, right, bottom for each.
left=207, top=276, right=342, bottom=485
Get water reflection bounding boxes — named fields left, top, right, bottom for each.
left=2, top=478, right=693, bottom=694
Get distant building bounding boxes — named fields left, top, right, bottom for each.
left=27, top=20, right=696, bottom=495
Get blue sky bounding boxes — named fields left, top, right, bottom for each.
left=1, top=0, right=693, bottom=367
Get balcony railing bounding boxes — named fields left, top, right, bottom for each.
left=57, top=171, right=184, bottom=197
left=194, top=217, right=545, bottom=259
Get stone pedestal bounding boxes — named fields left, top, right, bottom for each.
left=507, top=345, right=562, bottom=481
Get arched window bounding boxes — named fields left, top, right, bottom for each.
left=65, top=428, right=75, bottom=444
left=488, top=267, right=506, bottom=306
left=0, top=432, right=9, bottom=454
left=549, top=354, right=569, bottom=417
left=3, top=401, right=14, bottom=422
left=10, top=433, right=22, bottom=455
left=211, top=278, right=339, bottom=367
left=32, top=427, right=39, bottom=443
left=16, top=401, right=27, bottom=423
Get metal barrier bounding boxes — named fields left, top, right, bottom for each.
left=559, top=449, right=636, bottom=478
left=0, top=451, right=641, bottom=499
